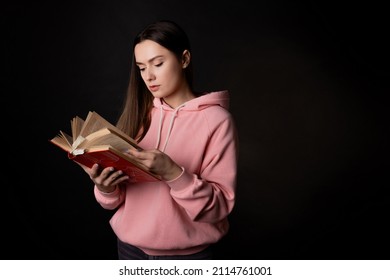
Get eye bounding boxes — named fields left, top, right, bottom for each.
left=139, top=67, right=145, bottom=72
left=155, top=62, right=163, bottom=67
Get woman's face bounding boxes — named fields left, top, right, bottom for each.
left=135, top=39, right=186, bottom=103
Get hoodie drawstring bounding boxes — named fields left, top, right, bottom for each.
left=155, top=103, right=186, bottom=152
left=155, top=106, right=163, bottom=150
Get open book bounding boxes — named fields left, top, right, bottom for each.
left=49, top=111, right=161, bottom=182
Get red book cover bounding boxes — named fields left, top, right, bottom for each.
left=67, top=147, right=161, bottom=183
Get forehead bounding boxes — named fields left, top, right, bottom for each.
left=134, top=40, right=172, bottom=62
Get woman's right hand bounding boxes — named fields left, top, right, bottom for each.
left=77, top=163, right=129, bottom=193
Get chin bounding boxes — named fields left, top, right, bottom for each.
left=151, top=92, right=168, bottom=99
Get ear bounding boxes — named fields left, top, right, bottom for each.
left=182, top=50, right=191, bottom=68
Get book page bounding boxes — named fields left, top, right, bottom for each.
left=78, top=111, right=139, bottom=147
left=50, top=130, right=73, bottom=152
left=71, top=116, right=85, bottom=142
left=75, top=127, right=141, bottom=152
left=78, top=111, right=114, bottom=137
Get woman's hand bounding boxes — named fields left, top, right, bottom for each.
left=126, top=149, right=182, bottom=181
left=77, top=163, right=129, bottom=193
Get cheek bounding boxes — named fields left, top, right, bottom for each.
left=162, top=73, right=180, bottom=90
left=139, top=71, right=147, bottom=82
left=162, top=64, right=182, bottom=83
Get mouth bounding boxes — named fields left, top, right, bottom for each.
left=149, top=85, right=160, bottom=92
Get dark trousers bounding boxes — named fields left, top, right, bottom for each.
left=117, top=238, right=214, bottom=260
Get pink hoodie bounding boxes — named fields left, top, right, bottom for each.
left=94, top=90, right=238, bottom=256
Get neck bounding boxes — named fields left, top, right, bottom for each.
left=163, top=89, right=195, bottom=109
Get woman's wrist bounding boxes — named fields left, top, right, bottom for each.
left=162, top=163, right=183, bottom=181
left=98, top=185, right=117, bottom=193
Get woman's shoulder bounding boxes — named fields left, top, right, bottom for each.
left=193, top=90, right=234, bottom=122
left=201, top=104, right=234, bottom=123
left=188, top=91, right=230, bottom=111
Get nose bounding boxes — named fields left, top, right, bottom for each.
left=145, top=68, right=155, bottom=81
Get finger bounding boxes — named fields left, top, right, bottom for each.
left=126, top=149, right=150, bottom=159
left=124, top=150, right=157, bottom=173
left=109, top=170, right=124, bottom=182
left=101, top=167, right=115, bottom=179
left=89, top=164, right=100, bottom=178
left=127, top=149, right=146, bottom=157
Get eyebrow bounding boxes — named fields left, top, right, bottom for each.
left=136, top=55, right=164, bottom=66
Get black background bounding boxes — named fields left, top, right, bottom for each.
left=3, top=0, right=389, bottom=260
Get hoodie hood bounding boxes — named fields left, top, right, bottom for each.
left=152, top=90, right=230, bottom=151
left=152, top=90, right=229, bottom=111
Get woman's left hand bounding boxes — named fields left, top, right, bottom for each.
left=126, top=148, right=183, bottom=181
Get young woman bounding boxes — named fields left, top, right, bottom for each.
left=79, top=20, right=238, bottom=260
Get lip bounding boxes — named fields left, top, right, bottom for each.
left=149, top=85, right=160, bottom=92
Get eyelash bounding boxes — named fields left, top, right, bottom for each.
left=139, top=62, right=163, bottom=72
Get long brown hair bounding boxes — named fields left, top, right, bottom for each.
left=116, top=20, right=194, bottom=141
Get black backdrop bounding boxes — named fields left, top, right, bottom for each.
left=4, top=0, right=389, bottom=260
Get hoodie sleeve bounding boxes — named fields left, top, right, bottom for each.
left=94, top=185, right=126, bottom=210
left=167, top=113, right=238, bottom=223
